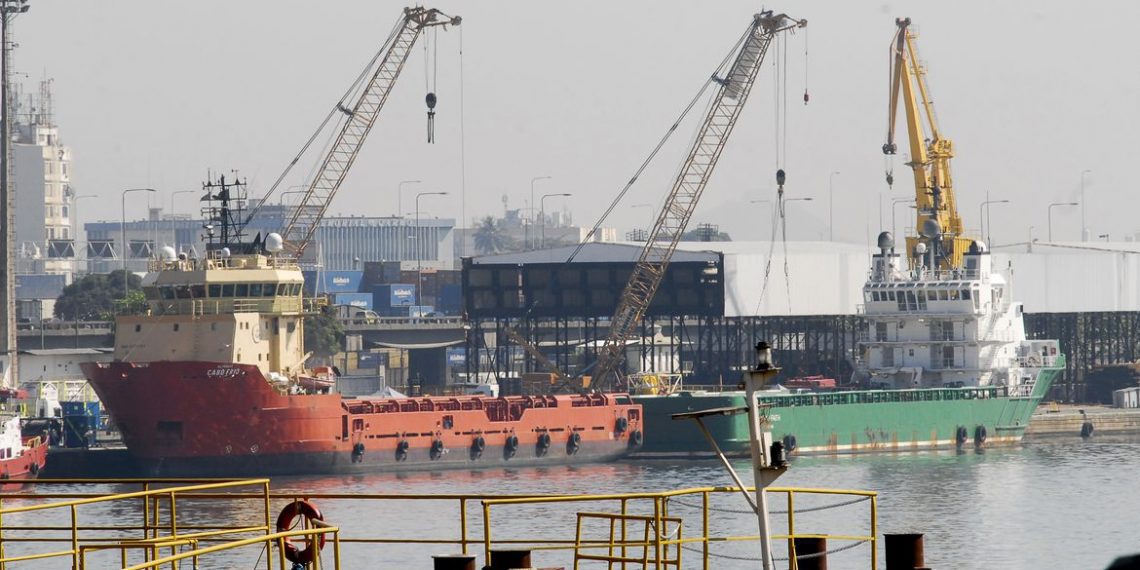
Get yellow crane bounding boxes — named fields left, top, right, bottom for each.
left=884, top=17, right=973, bottom=270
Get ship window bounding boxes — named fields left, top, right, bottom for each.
left=258, top=353, right=262, bottom=361
left=263, top=284, right=276, bottom=297
left=135, top=324, right=141, bottom=332
left=292, top=283, right=303, bottom=296
left=236, top=284, right=249, bottom=297
left=175, top=286, right=191, bottom=299
left=882, top=349, right=894, bottom=367
left=962, top=289, right=971, bottom=300
left=191, top=285, right=206, bottom=298
left=949, top=290, right=960, bottom=300
left=222, top=284, right=235, bottom=297
left=939, top=290, right=949, bottom=301
left=249, top=283, right=263, bottom=297
left=277, top=283, right=288, bottom=295
left=875, top=322, right=888, bottom=342
left=160, top=287, right=175, bottom=300
left=208, top=284, right=222, bottom=298
left=287, top=321, right=296, bottom=333
left=871, top=292, right=879, bottom=302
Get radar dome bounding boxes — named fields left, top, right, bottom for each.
left=877, top=231, right=895, bottom=250
left=914, top=242, right=928, bottom=255
left=265, top=233, right=284, bottom=253
left=220, top=247, right=232, bottom=258
left=920, top=218, right=942, bottom=239
left=160, top=246, right=177, bottom=261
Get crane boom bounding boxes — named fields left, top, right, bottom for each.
left=592, top=12, right=805, bottom=388
left=884, top=17, right=971, bottom=270
left=281, top=7, right=460, bottom=259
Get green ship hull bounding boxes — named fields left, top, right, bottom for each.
left=635, top=356, right=1064, bottom=456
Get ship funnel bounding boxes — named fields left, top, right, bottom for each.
left=265, top=233, right=284, bottom=253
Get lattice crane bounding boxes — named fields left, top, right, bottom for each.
left=883, top=17, right=972, bottom=270
left=278, top=7, right=460, bottom=259
left=591, top=12, right=805, bottom=389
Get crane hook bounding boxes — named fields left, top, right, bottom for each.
left=425, top=92, right=438, bottom=143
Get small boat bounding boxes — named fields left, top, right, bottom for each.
left=0, top=414, right=47, bottom=490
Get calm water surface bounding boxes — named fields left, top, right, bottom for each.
left=5, top=438, right=1138, bottom=569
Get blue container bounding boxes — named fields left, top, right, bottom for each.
left=303, top=270, right=364, bottom=295
left=330, top=292, right=373, bottom=310
left=446, top=347, right=466, bottom=366
left=439, top=284, right=463, bottom=315
left=372, top=284, right=416, bottom=308
left=60, top=401, right=88, bottom=417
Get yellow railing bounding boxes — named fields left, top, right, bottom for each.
left=0, top=480, right=876, bottom=570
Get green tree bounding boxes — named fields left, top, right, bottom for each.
left=304, top=310, right=345, bottom=364
left=54, top=270, right=143, bottom=321
left=473, top=216, right=516, bottom=255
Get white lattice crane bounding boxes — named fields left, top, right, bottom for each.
left=272, top=7, right=460, bottom=259
left=587, top=12, right=805, bottom=389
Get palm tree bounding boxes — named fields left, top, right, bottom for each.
left=473, top=216, right=514, bottom=254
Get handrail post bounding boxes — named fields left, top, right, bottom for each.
left=787, top=490, right=797, bottom=570
left=71, top=504, right=80, bottom=569
left=263, top=481, right=273, bottom=570
left=871, top=495, right=878, bottom=569
left=481, top=501, right=491, bottom=566
left=459, top=497, right=468, bottom=554
left=653, top=497, right=662, bottom=570
left=701, top=491, right=709, bottom=570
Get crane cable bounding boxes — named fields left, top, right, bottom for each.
left=243, top=14, right=408, bottom=227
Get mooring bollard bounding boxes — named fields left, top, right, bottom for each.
left=433, top=553, right=477, bottom=570
left=793, top=537, right=828, bottom=570
left=885, top=533, right=925, bottom=570
left=485, top=548, right=532, bottom=570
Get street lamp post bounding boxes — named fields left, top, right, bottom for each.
left=828, top=171, right=840, bottom=242
left=1047, top=201, right=1078, bottom=242
left=121, top=188, right=157, bottom=297
left=414, top=191, right=448, bottom=308
left=1080, top=169, right=1092, bottom=242
left=979, top=193, right=1010, bottom=245
left=783, top=197, right=814, bottom=235
left=540, top=192, right=572, bottom=249
left=169, top=190, right=197, bottom=218
left=397, top=179, right=421, bottom=218
left=530, top=176, right=551, bottom=248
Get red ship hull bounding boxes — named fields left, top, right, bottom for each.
left=82, top=361, right=643, bottom=477
left=0, top=438, right=47, bottom=491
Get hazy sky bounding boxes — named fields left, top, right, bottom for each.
left=12, top=1, right=1140, bottom=246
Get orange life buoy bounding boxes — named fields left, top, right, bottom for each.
left=276, top=500, right=326, bottom=564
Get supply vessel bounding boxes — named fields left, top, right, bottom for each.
left=633, top=17, right=1064, bottom=456
left=83, top=178, right=641, bottom=477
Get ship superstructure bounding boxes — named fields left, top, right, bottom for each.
left=855, top=234, right=1060, bottom=395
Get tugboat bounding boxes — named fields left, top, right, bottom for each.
left=0, top=387, right=47, bottom=489
left=82, top=177, right=641, bottom=476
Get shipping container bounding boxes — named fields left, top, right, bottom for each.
left=329, top=292, right=373, bottom=310
left=372, top=284, right=416, bottom=308
left=439, top=283, right=463, bottom=315
left=302, top=270, right=364, bottom=295
left=445, top=347, right=466, bottom=366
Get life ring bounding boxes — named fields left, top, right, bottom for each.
left=395, top=440, right=409, bottom=462
left=566, top=432, right=581, bottom=455
left=429, top=439, right=445, bottom=460
left=536, top=433, right=552, bottom=456
left=615, top=417, right=629, bottom=434
left=1080, top=421, right=1095, bottom=438
left=629, top=430, right=643, bottom=447
left=954, top=426, right=968, bottom=448
left=782, top=434, right=798, bottom=453
left=974, top=425, right=987, bottom=446
left=504, top=434, right=519, bottom=459
left=351, top=443, right=365, bottom=463
left=275, top=500, right=326, bottom=565
left=470, top=436, right=486, bottom=459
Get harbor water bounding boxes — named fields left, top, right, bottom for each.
left=4, top=437, right=1137, bottom=569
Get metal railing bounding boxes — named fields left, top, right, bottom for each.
left=0, top=481, right=878, bottom=570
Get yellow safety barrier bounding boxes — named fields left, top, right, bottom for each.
left=0, top=479, right=876, bottom=570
